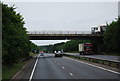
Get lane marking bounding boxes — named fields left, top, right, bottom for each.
left=29, top=54, right=40, bottom=81
left=62, top=67, right=65, bottom=69
left=70, top=73, right=73, bottom=76
left=64, top=57, right=120, bottom=75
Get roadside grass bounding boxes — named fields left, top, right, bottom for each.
left=2, top=52, right=36, bottom=80
left=2, top=61, right=26, bottom=79
left=105, top=53, right=120, bottom=56
left=29, top=52, right=38, bottom=57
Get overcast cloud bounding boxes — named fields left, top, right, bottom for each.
left=5, top=2, right=118, bottom=46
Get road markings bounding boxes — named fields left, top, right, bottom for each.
left=70, top=73, right=73, bottom=76
left=64, top=57, right=120, bottom=75
left=62, top=67, right=65, bottom=69
left=29, top=54, right=40, bottom=81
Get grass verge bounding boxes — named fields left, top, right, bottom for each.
left=29, top=52, right=37, bottom=57
left=2, top=61, right=26, bottom=79
left=105, top=53, right=120, bottom=56
left=2, top=52, right=36, bottom=80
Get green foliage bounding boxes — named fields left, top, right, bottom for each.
left=30, top=41, right=39, bottom=53
left=61, top=40, right=91, bottom=52
left=2, top=3, right=38, bottom=65
left=104, top=17, right=120, bottom=52
left=2, top=61, right=26, bottom=79
left=43, top=40, right=91, bottom=53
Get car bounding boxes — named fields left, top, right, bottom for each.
left=40, top=51, right=44, bottom=56
left=55, top=51, right=63, bottom=57
left=40, top=53, right=44, bottom=56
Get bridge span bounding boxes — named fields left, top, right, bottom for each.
left=27, top=31, right=103, bottom=40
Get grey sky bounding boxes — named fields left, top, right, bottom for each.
left=5, top=2, right=118, bottom=46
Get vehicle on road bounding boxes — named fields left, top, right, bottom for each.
left=91, top=25, right=106, bottom=34
left=40, top=51, right=44, bottom=56
left=79, top=43, right=93, bottom=55
left=54, top=51, right=63, bottom=57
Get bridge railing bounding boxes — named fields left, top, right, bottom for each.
left=27, top=31, right=92, bottom=34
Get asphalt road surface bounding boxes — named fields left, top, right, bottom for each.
left=64, top=53, right=120, bottom=62
left=32, top=53, right=119, bottom=79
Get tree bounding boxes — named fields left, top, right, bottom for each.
left=44, top=40, right=91, bottom=53
left=2, top=3, right=33, bottom=65
left=104, top=17, right=120, bottom=53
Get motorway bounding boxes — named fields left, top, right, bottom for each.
left=31, top=53, right=119, bottom=80
left=64, top=53, right=120, bottom=62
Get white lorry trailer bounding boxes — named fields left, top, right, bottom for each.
left=79, top=43, right=93, bottom=55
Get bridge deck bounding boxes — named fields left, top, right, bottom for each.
left=28, top=34, right=103, bottom=40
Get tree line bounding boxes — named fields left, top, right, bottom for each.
left=40, top=17, right=120, bottom=54
left=104, top=17, right=120, bottom=53
left=2, top=3, right=38, bottom=65
left=2, top=2, right=120, bottom=66
left=39, top=40, right=92, bottom=53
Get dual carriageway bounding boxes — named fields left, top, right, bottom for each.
left=12, top=53, right=120, bottom=80
left=11, top=31, right=120, bottom=80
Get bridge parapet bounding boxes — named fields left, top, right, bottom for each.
left=27, top=31, right=92, bottom=35
left=27, top=31, right=103, bottom=40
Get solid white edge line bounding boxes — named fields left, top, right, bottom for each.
left=64, top=57, right=120, bottom=75
left=29, top=54, right=40, bottom=81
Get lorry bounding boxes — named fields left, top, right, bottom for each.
left=91, top=25, right=107, bottom=34
left=78, top=43, right=93, bottom=55
left=54, top=51, right=63, bottom=57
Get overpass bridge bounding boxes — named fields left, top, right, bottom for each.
left=27, top=31, right=103, bottom=40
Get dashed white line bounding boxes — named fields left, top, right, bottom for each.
left=70, top=73, right=73, bottom=76
left=62, top=67, right=65, bottom=69
left=64, top=57, right=120, bottom=75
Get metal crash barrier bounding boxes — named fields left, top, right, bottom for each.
left=63, top=54, right=120, bottom=68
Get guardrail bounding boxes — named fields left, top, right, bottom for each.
left=63, top=54, right=120, bottom=68
left=27, top=31, right=92, bottom=34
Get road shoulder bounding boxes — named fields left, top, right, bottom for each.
left=10, top=57, right=37, bottom=80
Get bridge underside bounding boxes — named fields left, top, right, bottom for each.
left=28, top=34, right=103, bottom=40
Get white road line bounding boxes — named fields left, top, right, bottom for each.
left=70, top=73, right=73, bottom=76
left=62, top=67, right=65, bottom=69
left=29, top=54, right=40, bottom=81
left=64, top=57, right=120, bottom=75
